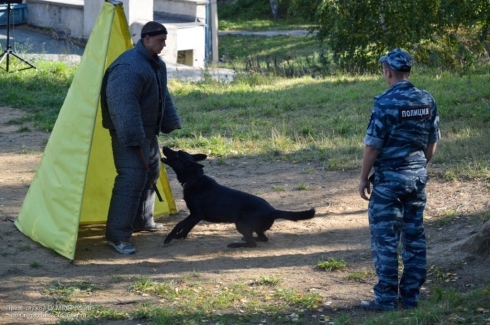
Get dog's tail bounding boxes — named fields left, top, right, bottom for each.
left=272, top=208, right=315, bottom=221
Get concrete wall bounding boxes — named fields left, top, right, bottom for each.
left=24, top=0, right=209, bottom=67
left=26, top=0, right=84, bottom=39
left=26, top=0, right=152, bottom=40
left=83, top=0, right=153, bottom=42
left=162, top=24, right=178, bottom=65
left=130, top=20, right=206, bottom=68
left=154, top=23, right=206, bottom=68
left=176, top=24, right=205, bottom=67
left=154, top=0, right=207, bottom=21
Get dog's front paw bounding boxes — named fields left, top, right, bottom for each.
left=164, top=235, right=174, bottom=244
left=174, top=232, right=186, bottom=239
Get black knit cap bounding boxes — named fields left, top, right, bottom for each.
left=141, top=21, right=168, bottom=38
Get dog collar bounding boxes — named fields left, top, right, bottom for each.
left=181, top=175, right=204, bottom=189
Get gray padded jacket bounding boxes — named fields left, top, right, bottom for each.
left=100, top=40, right=182, bottom=146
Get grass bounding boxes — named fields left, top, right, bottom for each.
left=2, top=16, right=490, bottom=325
left=110, top=275, right=323, bottom=324
left=0, top=60, right=76, bottom=132
left=43, top=274, right=489, bottom=325
left=358, top=284, right=490, bottom=325
left=217, top=0, right=311, bottom=31
left=315, top=257, right=347, bottom=272
left=110, top=273, right=123, bottom=283
left=2, top=38, right=489, bottom=181
left=42, top=280, right=102, bottom=303
left=17, top=245, right=32, bottom=252
left=347, top=269, right=375, bottom=282
left=272, top=184, right=288, bottom=191
left=218, top=34, right=320, bottom=67
left=219, top=18, right=312, bottom=32
left=165, top=64, right=490, bottom=181
left=218, top=34, right=327, bottom=76
left=5, top=267, right=23, bottom=275
left=30, top=261, right=42, bottom=268
left=429, top=209, right=464, bottom=227
left=257, top=275, right=282, bottom=286
left=297, top=181, right=310, bottom=190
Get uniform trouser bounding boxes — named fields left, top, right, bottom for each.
left=105, top=131, right=161, bottom=242
left=368, top=170, right=428, bottom=309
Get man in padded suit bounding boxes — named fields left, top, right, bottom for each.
left=101, top=21, right=182, bottom=254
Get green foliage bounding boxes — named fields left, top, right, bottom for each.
left=296, top=182, right=310, bottom=190
left=289, top=0, right=490, bottom=72
left=17, top=245, right=32, bottom=252
left=219, top=34, right=326, bottom=77
left=347, top=269, right=375, bottom=282
left=219, top=18, right=311, bottom=32
left=218, top=0, right=291, bottom=21
left=0, top=60, right=76, bottom=132
left=272, top=184, right=288, bottom=191
left=167, top=69, right=490, bottom=180
left=43, top=280, right=102, bottom=301
left=315, top=256, right=347, bottom=271
left=125, top=275, right=322, bottom=322
left=30, top=261, right=42, bottom=268
left=257, top=276, right=282, bottom=286
left=414, top=25, right=490, bottom=72
left=2, top=55, right=489, bottom=181
left=429, top=209, right=463, bottom=227
left=37, top=280, right=490, bottom=325
left=359, top=284, right=490, bottom=325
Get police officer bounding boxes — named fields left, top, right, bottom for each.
left=358, top=48, right=440, bottom=311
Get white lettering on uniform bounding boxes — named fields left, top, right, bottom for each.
left=399, top=106, right=430, bottom=120
left=402, top=108, right=428, bottom=118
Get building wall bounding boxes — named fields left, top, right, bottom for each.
left=154, top=0, right=207, bottom=21
left=26, top=0, right=84, bottom=39
left=24, top=0, right=208, bottom=67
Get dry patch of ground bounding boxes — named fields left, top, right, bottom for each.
left=0, top=106, right=488, bottom=324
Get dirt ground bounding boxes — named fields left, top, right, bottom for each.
left=0, top=105, right=489, bottom=324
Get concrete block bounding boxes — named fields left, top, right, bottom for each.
left=26, top=0, right=84, bottom=39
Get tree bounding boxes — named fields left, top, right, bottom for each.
left=270, top=0, right=280, bottom=20
left=218, top=0, right=285, bottom=21
left=290, top=0, right=490, bottom=72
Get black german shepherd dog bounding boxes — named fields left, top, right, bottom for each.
left=161, top=147, right=316, bottom=248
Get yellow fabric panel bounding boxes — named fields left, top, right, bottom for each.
left=156, top=165, right=178, bottom=216
left=79, top=4, right=130, bottom=224
left=15, top=3, right=116, bottom=260
left=15, top=3, right=177, bottom=260
left=80, top=5, right=177, bottom=223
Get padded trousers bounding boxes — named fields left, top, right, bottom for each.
left=105, top=131, right=161, bottom=242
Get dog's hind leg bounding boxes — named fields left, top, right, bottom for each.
left=241, top=231, right=268, bottom=242
left=228, top=224, right=257, bottom=248
left=255, top=231, right=268, bottom=242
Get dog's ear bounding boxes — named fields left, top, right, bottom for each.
left=192, top=154, right=207, bottom=162
left=186, top=161, right=205, bottom=169
left=161, top=158, right=168, bottom=164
